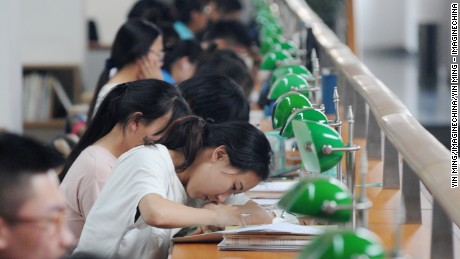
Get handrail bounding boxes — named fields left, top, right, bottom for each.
left=282, top=0, right=455, bottom=227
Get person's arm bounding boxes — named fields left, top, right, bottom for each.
left=235, top=200, right=273, bottom=225
left=138, top=193, right=245, bottom=229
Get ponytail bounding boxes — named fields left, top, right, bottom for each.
left=147, top=116, right=206, bottom=172
left=60, top=84, right=127, bottom=181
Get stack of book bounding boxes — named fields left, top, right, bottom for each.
left=218, top=231, right=314, bottom=251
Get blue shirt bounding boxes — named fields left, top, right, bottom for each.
left=173, top=21, right=195, bottom=40
left=161, top=69, right=176, bottom=85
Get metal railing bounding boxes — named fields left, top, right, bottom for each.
left=275, top=0, right=454, bottom=258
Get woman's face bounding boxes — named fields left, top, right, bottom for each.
left=147, top=36, right=165, bottom=68
left=185, top=146, right=261, bottom=203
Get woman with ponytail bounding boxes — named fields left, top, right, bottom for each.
left=87, top=18, right=165, bottom=123
left=59, top=79, right=191, bottom=241
left=74, top=116, right=273, bottom=259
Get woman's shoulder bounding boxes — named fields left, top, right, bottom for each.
left=118, top=144, right=171, bottom=164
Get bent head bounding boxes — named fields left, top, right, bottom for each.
left=156, top=117, right=272, bottom=202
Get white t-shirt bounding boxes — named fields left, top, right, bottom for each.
left=74, top=144, right=187, bottom=259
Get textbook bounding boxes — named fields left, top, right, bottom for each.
left=172, top=222, right=325, bottom=244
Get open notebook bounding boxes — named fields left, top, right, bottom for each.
left=172, top=222, right=326, bottom=244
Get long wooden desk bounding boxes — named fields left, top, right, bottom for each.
left=170, top=138, right=455, bottom=259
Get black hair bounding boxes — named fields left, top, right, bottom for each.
left=147, top=116, right=272, bottom=180
left=127, top=0, right=173, bottom=26
left=0, top=133, right=65, bottom=221
left=214, top=0, right=243, bottom=15
left=88, top=19, right=163, bottom=120
left=194, top=48, right=254, bottom=97
left=203, top=20, right=253, bottom=49
left=174, top=0, right=208, bottom=24
left=60, top=79, right=191, bottom=182
left=178, top=75, right=249, bottom=123
left=163, top=40, right=204, bottom=73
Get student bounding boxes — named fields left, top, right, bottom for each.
left=202, top=20, right=258, bottom=71
left=207, top=0, right=243, bottom=22
left=194, top=48, right=254, bottom=97
left=0, top=133, right=74, bottom=259
left=162, top=40, right=204, bottom=85
left=87, top=18, right=165, bottom=121
left=74, top=116, right=272, bottom=259
left=59, top=79, right=191, bottom=241
left=173, top=0, right=209, bottom=40
left=178, top=75, right=249, bottom=123
left=178, top=75, right=272, bottom=232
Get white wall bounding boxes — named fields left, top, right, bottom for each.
left=0, top=0, right=22, bottom=133
left=20, top=0, right=85, bottom=64
left=355, top=0, right=414, bottom=51
left=355, top=0, right=448, bottom=53
left=84, top=0, right=137, bottom=46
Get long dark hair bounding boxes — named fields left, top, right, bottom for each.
left=147, top=116, right=272, bottom=180
left=178, top=75, right=249, bottom=123
left=87, top=19, right=163, bottom=120
left=60, top=79, right=191, bottom=182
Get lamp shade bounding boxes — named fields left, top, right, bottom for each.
left=299, top=228, right=385, bottom=259
left=280, top=108, right=328, bottom=138
left=260, top=50, right=292, bottom=71
left=277, top=177, right=352, bottom=222
left=260, top=35, right=283, bottom=55
left=270, top=41, right=298, bottom=57
left=271, top=92, right=312, bottom=129
left=292, top=120, right=343, bottom=172
left=268, top=74, right=310, bottom=100
left=270, top=64, right=314, bottom=86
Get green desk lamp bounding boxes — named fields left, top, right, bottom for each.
left=260, top=35, right=283, bottom=56
left=260, top=50, right=293, bottom=71
left=291, top=120, right=344, bottom=173
left=270, top=41, right=299, bottom=58
left=277, top=177, right=352, bottom=222
left=299, top=228, right=385, bottom=259
left=268, top=74, right=310, bottom=101
left=279, top=108, right=328, bottom=138
left=270, top=64, right=315, bottom=86
left=271, top=91, right=312, bottom=130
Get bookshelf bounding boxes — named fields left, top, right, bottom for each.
left=22, top=64, right=81, bottom=142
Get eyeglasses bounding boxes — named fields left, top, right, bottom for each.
left=7, top=212, right=67, bottom=235
left=149, top=49, right=165, bottom=61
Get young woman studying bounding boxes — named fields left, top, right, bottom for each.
left=87, top=18, right=166, bottom=121
left=73, top=116, right=273, bottom=259
left=59, top=79, right=191, bottom=241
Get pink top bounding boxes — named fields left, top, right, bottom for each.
left=60, top=145, right=117, bottom=240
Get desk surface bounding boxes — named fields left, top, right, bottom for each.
left=171, top=243, right=299, bottom=259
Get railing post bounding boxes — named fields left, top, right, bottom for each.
left=366, top=110, right=382, bottom=160
left=401, top=160, right=421, bottom=224
left=431, top=200, right=453, bottom=259
left=383, top=136, right=400, bottom=189
left=352, top=91, right=367, bottom=138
